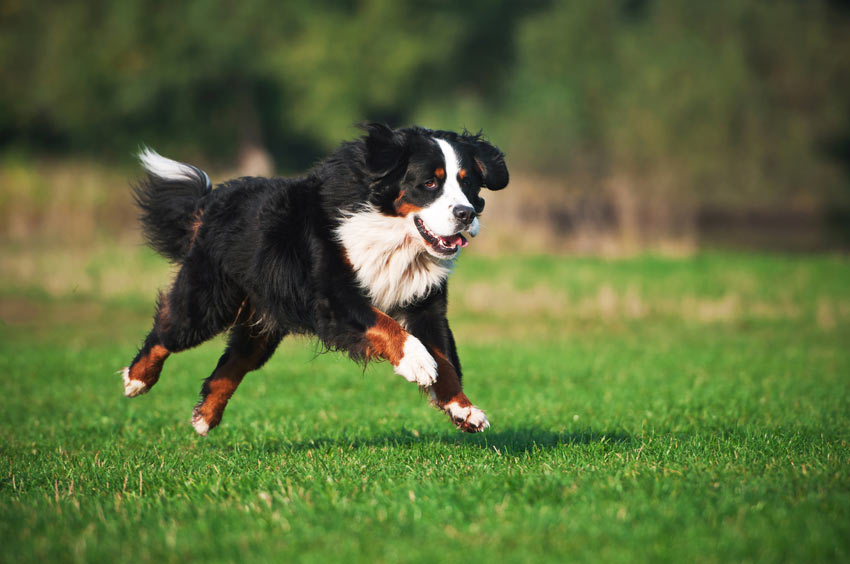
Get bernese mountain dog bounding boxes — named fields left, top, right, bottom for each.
left=122, top=123, right=509, bottom=435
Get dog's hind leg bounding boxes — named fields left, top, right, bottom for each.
left=122, top=292, right=172, bottom=397
left=122, top=249, right=242, bottom=397
left=191, top=322, right=285, bottom=436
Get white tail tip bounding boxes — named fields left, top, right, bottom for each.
left=138, top=147, right=210, bottom=187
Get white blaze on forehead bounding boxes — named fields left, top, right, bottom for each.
left=435, top=139, right=460, bottom=181
left=433, top=139, right=470, bottom=206
left=417, top=138, right=474, bottom=238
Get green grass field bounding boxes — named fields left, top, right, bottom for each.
left=2, top=250, right=849, bottom=563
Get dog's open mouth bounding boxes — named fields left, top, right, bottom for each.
left=415, top=217, right=468, bottom=256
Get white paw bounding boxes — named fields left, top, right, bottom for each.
left=121, top=367, right=149, bottom=398
left=444, top=402, right=490, bottom=433
left=191, top=410, right=210, bottom=436
left=393, top=336, right=437, bottom=387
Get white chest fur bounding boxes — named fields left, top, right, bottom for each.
left=335, top=207, right=454, bottom=312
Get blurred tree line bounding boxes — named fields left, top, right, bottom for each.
left=0, top=0, right=534, bottom=166
left=2, top=0, right=849, bottom=246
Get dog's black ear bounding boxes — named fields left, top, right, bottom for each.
left=467, top=136, right=509, bottom=191
left=360, top=122, right=407, bottom=174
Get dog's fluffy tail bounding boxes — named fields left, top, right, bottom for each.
left=132, top=147, right=212, bottom=263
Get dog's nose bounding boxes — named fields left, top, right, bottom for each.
left=452, top=205, right=476, bottom=225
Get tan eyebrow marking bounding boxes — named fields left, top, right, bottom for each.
left=435, top=168, right=445, bottom=179
left=458, top=168, right=467, bottom=179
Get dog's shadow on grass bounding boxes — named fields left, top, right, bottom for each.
left=251, top=427, right=635, bottom=455
left=441, top=427, right=635, bottom=453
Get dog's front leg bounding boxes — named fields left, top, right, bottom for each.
left=358, top=307, right=488, bottom=431
left=360, top=308, right=489, bottom=431
left=313, top=300, right=438, bottom=388
left=424, top=341, right=490, bottom=433
left=363, top=308, right=437, bottom=388
left=400, top=307, right=489, bottom=433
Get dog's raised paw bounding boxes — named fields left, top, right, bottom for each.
left=121, top=367, right=150, bottom=398
left=191, top=407, right=210, bottom=436
left=393, top=336, right=438, bottom=387
left=444, top=402, right=490, bottom=433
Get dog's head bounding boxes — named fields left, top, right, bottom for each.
left=362, top=122, right=509, bottom=258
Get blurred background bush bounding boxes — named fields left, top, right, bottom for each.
left=1, top=0, right=849, bottom=253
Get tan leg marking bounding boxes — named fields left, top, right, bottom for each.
left=365, top=309, right=436, bottom=387
left=192, top=364, right=247, bottom=434
left=124, top=344, right=170, bottom=397
left=365, top=309, right=409, bottom=366
left=192, top=336, right=268, bottom=435
left=428, top=348, right=489, bottom=433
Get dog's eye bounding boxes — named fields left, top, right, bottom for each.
left=423, top=178, right=438, bottom=190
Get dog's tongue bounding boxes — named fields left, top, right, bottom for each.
left=443, top=234, right=468, bottom=248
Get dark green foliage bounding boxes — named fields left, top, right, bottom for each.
left=0, top=0, right=535, bottom=169
left=1, top=0, right=848, bottom=212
